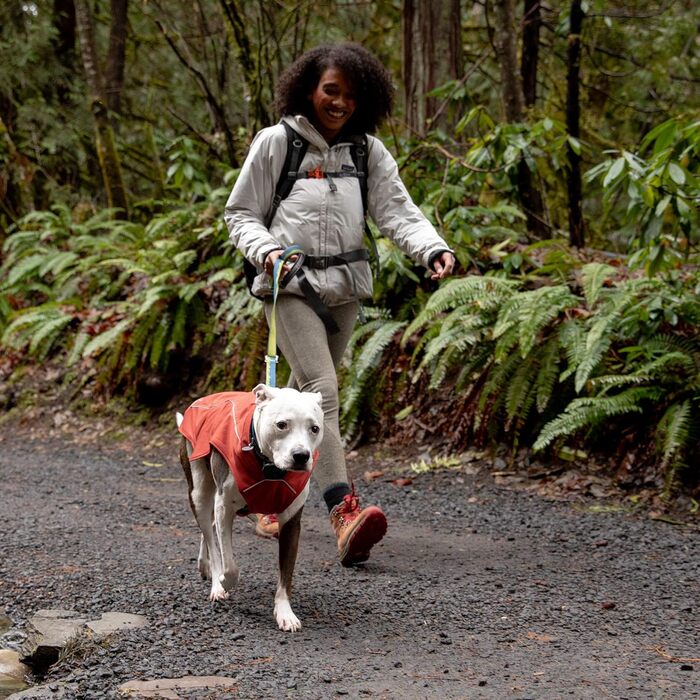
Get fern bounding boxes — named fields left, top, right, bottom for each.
left=533, top=387, right=663, bottom=450
left=534, top=334, right=563, bottom=412
left=2, top=305, right=75, bottom=359
left=403, top=275, right=517, bottom=340
left=82, top=318, right=132, bottom=358
left=504, top=353, right=539, bottom=429
left=574, top=313, right=619, bottom=392
left=580, top=262, right=616, bottom=307
left=340, top=319, right=406, bottom=440
left=657, top=400, right=691, bottom=469
left=515, top=286, right=580, bottom=357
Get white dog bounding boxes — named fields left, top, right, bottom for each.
left=177, top=384, right=324, bottom=631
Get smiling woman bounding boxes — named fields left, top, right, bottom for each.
left=224, top=42, right=455, bottom=566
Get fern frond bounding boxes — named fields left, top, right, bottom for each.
left=535, top=335, right=563, bottom=412
left=82, top=318, right=132, bottom=358
left=505, top=353, right=538, bottom=428
left=580, top=262, right=616, bottom=306
left=533, top=387, right=663, bottom=450
left=340, top=320, right=405, bottom=439
left=403, top=276, right=517, bottom=340
left=4, top=253, right=48, bottom=287
left=657, top=400, right=691, bottom=469
left=2, top=304, right=74, bottom=358
left=516, top=286, right=580, bottom=357
left=574, top=313, right=619, bottom=392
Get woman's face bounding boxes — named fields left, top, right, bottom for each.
left=309, top=67, right=356, bottom=143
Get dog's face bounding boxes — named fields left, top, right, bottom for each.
left=253, top=384, right=324, bottom=471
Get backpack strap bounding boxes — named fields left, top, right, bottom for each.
left=348, top=134, right=379, bottom=277
left=245, top=124, right=309, bottom=299
left=264, top=123, right=309, bottom=229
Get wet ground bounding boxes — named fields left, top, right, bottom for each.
left=0, top=427, right=698, bottom=699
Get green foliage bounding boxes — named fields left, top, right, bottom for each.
left=2, top=0, right=699, bottom=495
left=406, top=262, right=700, bottom=484
left=0, top=183, right=242, bottom=395
left=339, top=316, right=407, bottom=440
left=585, top=116, right=700, bottom=273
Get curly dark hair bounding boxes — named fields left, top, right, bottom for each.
left=274, top=43, right=395, bottom=135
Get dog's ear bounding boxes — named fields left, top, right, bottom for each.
left=311, top=392, right=323, bottom=407
left=253, top=383, right=277, bottom=405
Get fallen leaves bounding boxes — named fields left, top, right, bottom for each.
left=651, top=645, right=700, bottom=663
left=363, top=470, right=385, bottom=481
left=362, top=470, right=413, bottom=487
left=526, top=631, right=557, bottom=643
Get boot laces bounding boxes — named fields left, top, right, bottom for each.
left=336, top=493, right=361, bottom=524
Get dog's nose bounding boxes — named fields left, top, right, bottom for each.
left=292, top=450, right=310, bottom=468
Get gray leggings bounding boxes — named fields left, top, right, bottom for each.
left=264, top=295, right=358, bottom=496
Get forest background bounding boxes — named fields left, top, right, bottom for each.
left=0, top=0, right=698, bottom=500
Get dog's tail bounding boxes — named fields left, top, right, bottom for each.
left=175, top=412, right=184, bottom=428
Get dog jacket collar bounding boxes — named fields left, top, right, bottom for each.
left=178, top=391, right=316, bottom=515
left=247, top=420, right=286, bottom=479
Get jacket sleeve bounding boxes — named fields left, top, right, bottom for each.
left=224, top=125, right=287, bottom=268
left=366, top=136, right=453, bottom=269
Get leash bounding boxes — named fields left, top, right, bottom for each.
left=265, top=245, right=305, bottom=387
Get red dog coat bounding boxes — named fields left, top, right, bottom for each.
left=178, top=391, right=315, bottom=515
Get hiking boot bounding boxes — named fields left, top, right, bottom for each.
left=329, top=493, right=387, bottom=567
left=248, top=513, right=279, bottom=539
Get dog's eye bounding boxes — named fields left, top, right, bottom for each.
left=276, top=421, right=288, bottom=430
left=310, top=425, right=320, bottom=435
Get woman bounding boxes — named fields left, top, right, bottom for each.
left=225, top=43, right=455, bottom=566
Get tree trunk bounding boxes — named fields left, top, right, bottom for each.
left=521, top=0, right=540, bottom=107
left=402, top=0, right=463, bottom=135
left=105, top=0, right=128, bottom=115
left=492, top=0, right=523, bottom=122
left=493, top=0, right=548, bottom=238
left=74, top=0, right=129, bottom=215
left=219, top=0, right=271, bottom=130
left=51, top=0, right=77, bottom=104
left=566, top=0, right=585, bottom=248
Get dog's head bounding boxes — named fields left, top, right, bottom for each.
left=252, top=384, right=324, bottom=471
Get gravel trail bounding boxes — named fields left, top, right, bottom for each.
left=0, top=429, right=698, bottom=699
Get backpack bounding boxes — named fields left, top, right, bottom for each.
left=241, top=123, right=377, bottom=333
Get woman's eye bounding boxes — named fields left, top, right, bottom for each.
left=276, top=421, right=288, bottom=430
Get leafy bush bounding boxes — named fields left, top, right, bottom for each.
left=586, top=116, right=700, bottom=273
left=404, top=260, right=699, bottom=489
left=0, top=181, right=251, bottom=398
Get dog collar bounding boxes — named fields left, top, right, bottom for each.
left=245, top=420, right=287, bottom=480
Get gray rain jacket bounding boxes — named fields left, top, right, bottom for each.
left=224, top=115, right=452, bottom=306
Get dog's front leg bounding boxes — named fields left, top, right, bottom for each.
left=211, top=450, right=240, bottom=595
left=274, top=506, right=303, bottom=632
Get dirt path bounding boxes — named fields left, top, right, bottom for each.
left=0, top=429, right=698, bottom=699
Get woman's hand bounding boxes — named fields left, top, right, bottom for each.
left=264, top=249, right=299, bottom=276
left=430, top=251, right=456, bottom=281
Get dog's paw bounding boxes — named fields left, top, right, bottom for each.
left=219, top=569, right=240, bottom=592
left=274, top=601, right=301, bottom=632
left=209, top=582, right=230, bottom=602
